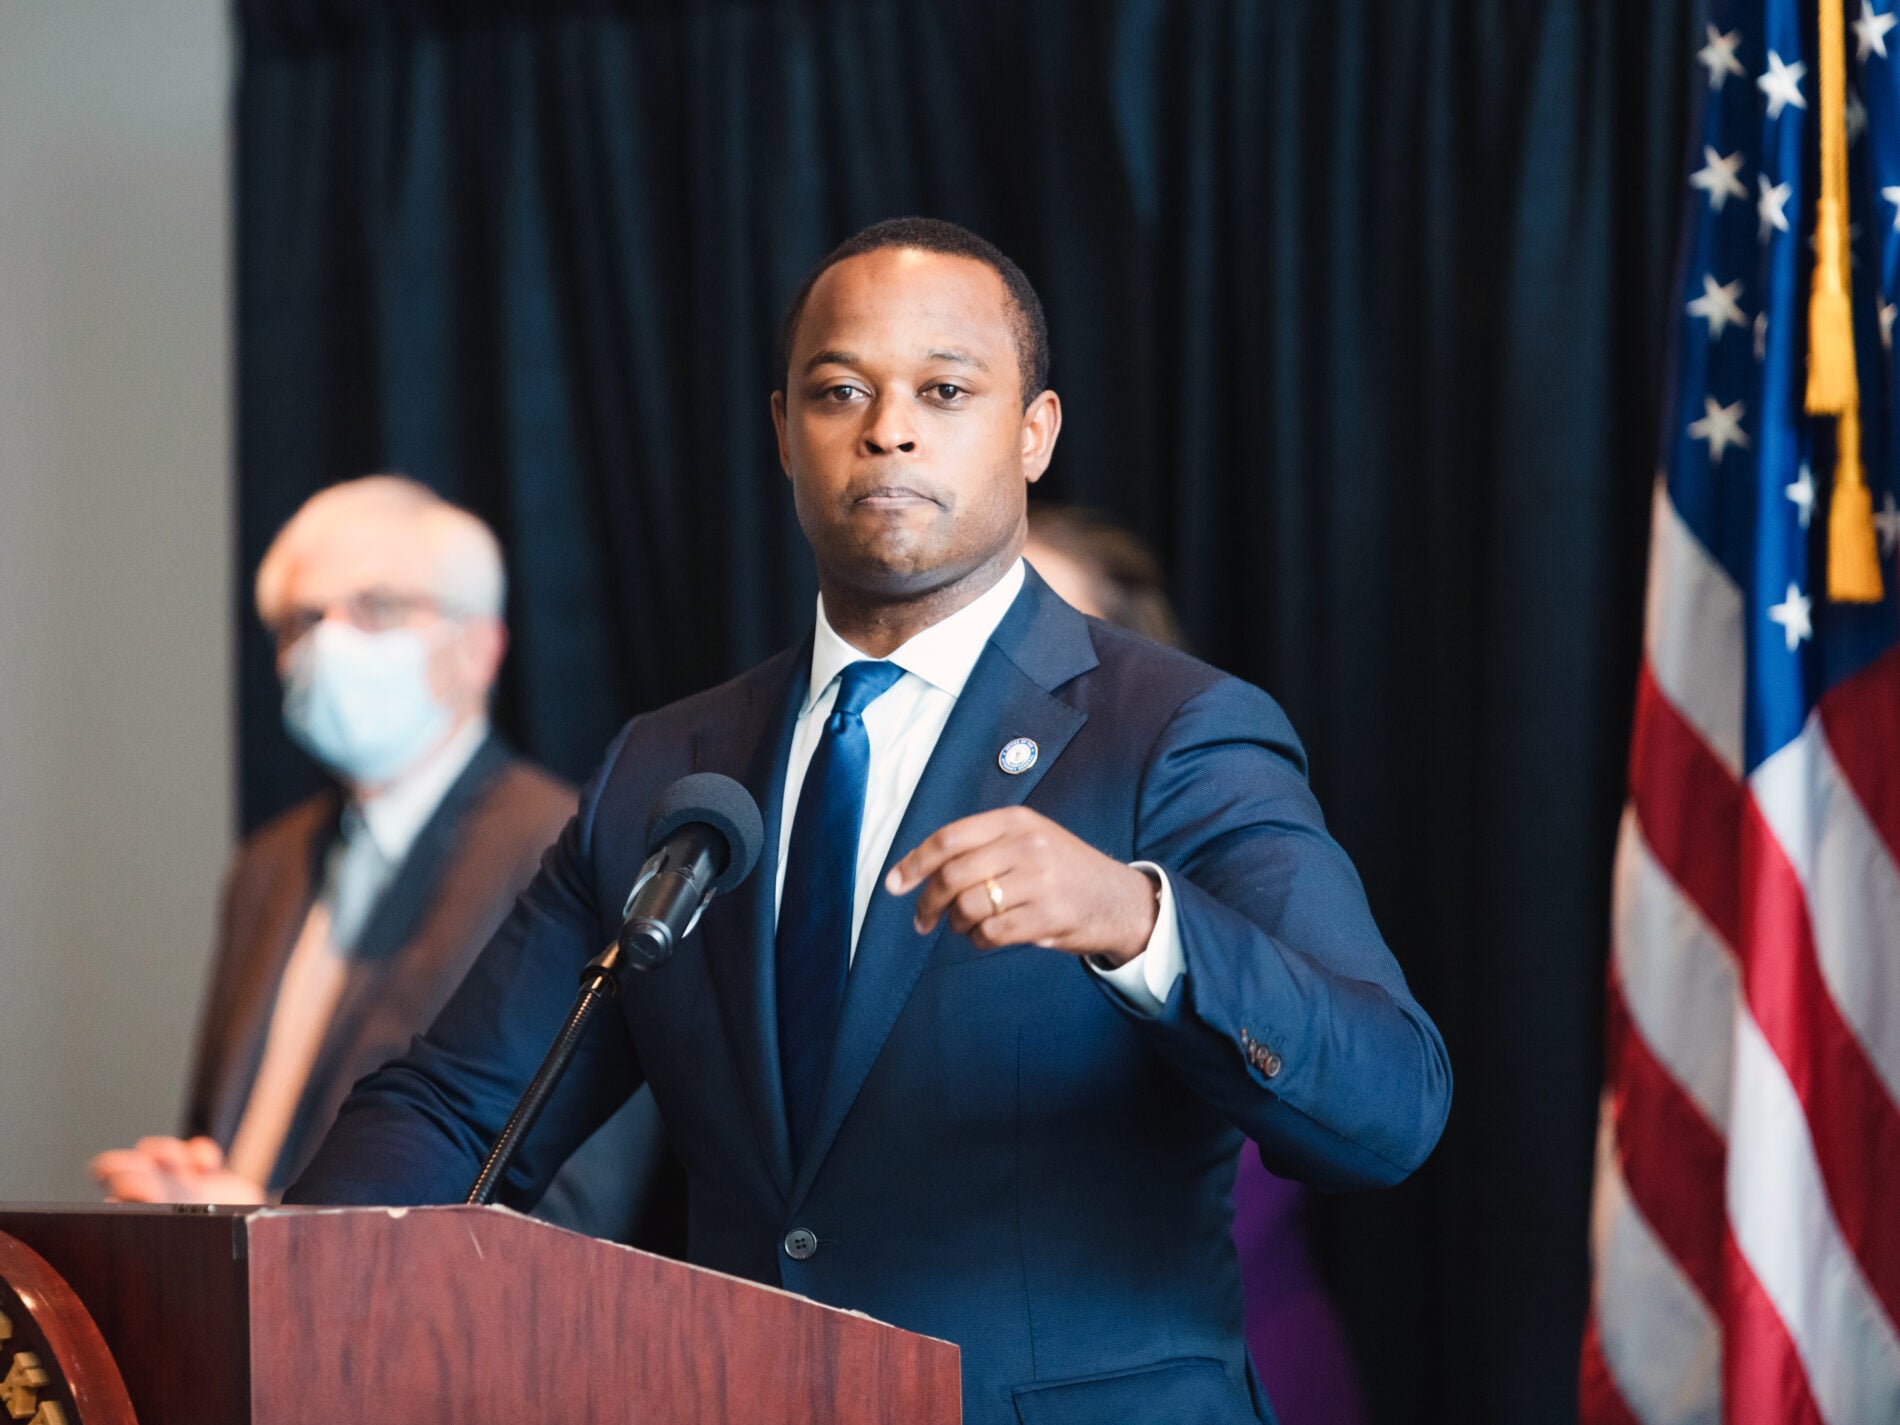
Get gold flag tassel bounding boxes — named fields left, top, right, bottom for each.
left=1829, top=408, right=1884, bottom=600
left=1805, top=196, right=1856, bottom=411
left=1806, top=0, right=1884, bottom=600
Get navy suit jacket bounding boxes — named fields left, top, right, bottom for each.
left=290, top=571, right=1452, bottom=1425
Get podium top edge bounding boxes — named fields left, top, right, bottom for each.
left=0, top=1203, right=257, bottom=1217
left=0, top=1203, right=956, bottom=1348
left=0, top=1202, right=519, bottom=1219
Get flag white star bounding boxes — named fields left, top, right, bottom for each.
left=1689, top=396, right=1749, bottom=464
left=1700, top=24, right=1748, bottom=87
left=1755, top=311, right=1770, bottom=360
left=1768, top=583, right=1813, bottom=651
left=1786, top=463, right=1816, bottom=527
left=1848, top=87, right=1870, bottom=144
left=1688, top=274, right=1747, bottom=338
left=1759, top=51, right=1808, bottom=119
left=1758, top=174, right=1792, bottom=238
left=1691, top=147, right=1749, bottom=211
left=1875, top=491, right=1900, bottom=554
left=1855, top=0, right=1897, bottom=61
left=1883, top=299, right=1897, bottom=352
left=1884, top=185, right=1900, bottom=231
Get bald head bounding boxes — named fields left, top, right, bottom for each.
left=255, top=475, right=505, bottom=627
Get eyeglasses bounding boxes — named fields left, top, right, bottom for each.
left=269, top=588, right=450, bottom=651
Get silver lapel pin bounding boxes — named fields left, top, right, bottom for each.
left=998, top=737, right=1039, bottom=775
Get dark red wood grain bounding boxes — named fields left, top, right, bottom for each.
left=0, top=1206, right=961, bottom=1425
left=0, top=1225, right=139, bottom=1425
left=245, top=1205, right=961, bottom=1424
left=0, top=1206, right=249, bottom=1425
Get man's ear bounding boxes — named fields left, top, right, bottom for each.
left=1020, top=389, right=1062, bottom=484
left=447, top=617, right=508, bottom=713
left=771, top=389, right=792, bottom=477
left=473, top=617, right=508, bottom=687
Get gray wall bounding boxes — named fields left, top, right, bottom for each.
left=0, top=4, right=233, bottom=1199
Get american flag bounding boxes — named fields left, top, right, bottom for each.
left=1581, top=1, right=1900, bottom=1422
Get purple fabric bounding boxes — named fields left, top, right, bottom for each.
left=1232, top=1150, right=1369, bottom=1425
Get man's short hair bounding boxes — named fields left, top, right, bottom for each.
left=254, top=475, right=506, bottom=625
left=776, top=217, right=1050, bottom=408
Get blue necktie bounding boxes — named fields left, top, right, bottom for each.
left=776, top=658, right=905, bottom=1162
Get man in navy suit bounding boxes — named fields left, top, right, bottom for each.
left=289, top=218, right=1451, bottom=1424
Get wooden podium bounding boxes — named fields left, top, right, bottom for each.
left=0, top=1205, right=960, bottom=1424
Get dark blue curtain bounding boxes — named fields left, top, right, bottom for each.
left=234, top=3, right=1700, bottom=1418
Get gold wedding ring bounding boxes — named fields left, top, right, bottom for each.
left=983, top=877, right=1006, bottom=916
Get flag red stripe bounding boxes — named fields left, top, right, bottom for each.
left=1736, top=800, right=1900, bottom=1334
left=1722, top=1230, right=1828, bottom=1425
left=1629, top=660, right=1900, bottom=1338
left=1604, top=978, right=1726, bottom=1309
left=1578, top=1313, right=1644, bottom=1425
left=1817, top=643, right=1900, bottom=867
left=1627, top=666, right=1741, bottom=944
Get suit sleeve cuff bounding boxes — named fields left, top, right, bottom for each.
left=1085, top=863, right=1185, bottom=1017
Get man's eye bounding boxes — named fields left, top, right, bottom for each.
left=929, top=383, right=967, bottom=402
left=819, top=384, right=863, bottom=402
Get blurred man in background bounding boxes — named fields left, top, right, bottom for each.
left=88, top=476, right=657, bottom=1226
left=1026, top=502, right=1369, bottom=1425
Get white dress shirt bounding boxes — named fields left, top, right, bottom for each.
left=772, top=560, right=1185, bottom=1012
left=357, top=714, right=490, bottom=865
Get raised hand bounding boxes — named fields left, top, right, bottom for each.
left=885, top=805, right=1159, bottom=965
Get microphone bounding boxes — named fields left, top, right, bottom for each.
left=468, top=772, right=764, bottom=1206
left=614, top=773, right=764, bottom=970
left=466, top=773, right=760, bottom=1205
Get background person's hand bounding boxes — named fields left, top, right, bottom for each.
left=89, top=1135, right=267, bottom=1205
left=885, top=805, right=1159, bottom=966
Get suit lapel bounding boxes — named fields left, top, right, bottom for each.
left=788, top=572, right=1097, bottom=1207
left=693, top=642, right=809, bottom=1202
left=272, top=739, right=511, bottom=1183
left=349, top=736, right=510, bottom=965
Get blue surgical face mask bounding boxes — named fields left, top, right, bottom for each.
left=281, top=621, right=451, bottom=786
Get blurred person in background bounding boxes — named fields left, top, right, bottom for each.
left=1025, top=501, right=1369, bottom=1425
left=90, top=476, right=666, bottom=1238
left=1024, top=503, right=1184, bottom=648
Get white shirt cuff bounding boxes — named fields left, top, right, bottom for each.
left=1087, top=863, right=1185, bottom=1016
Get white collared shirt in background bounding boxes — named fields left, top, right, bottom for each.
left=356, top=714, right=489, bottom=864
left=324, top=713, right=490, bottom=950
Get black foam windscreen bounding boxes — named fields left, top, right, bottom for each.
left=643, top=772, right=766, bottom=895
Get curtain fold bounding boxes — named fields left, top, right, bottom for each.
left=235, top=4, right=1698, bottom=1418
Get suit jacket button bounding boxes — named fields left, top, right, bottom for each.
left=783, top=1228, right=818, bottom=1261
left=1263, top=1051, right=1283, bottom=1078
